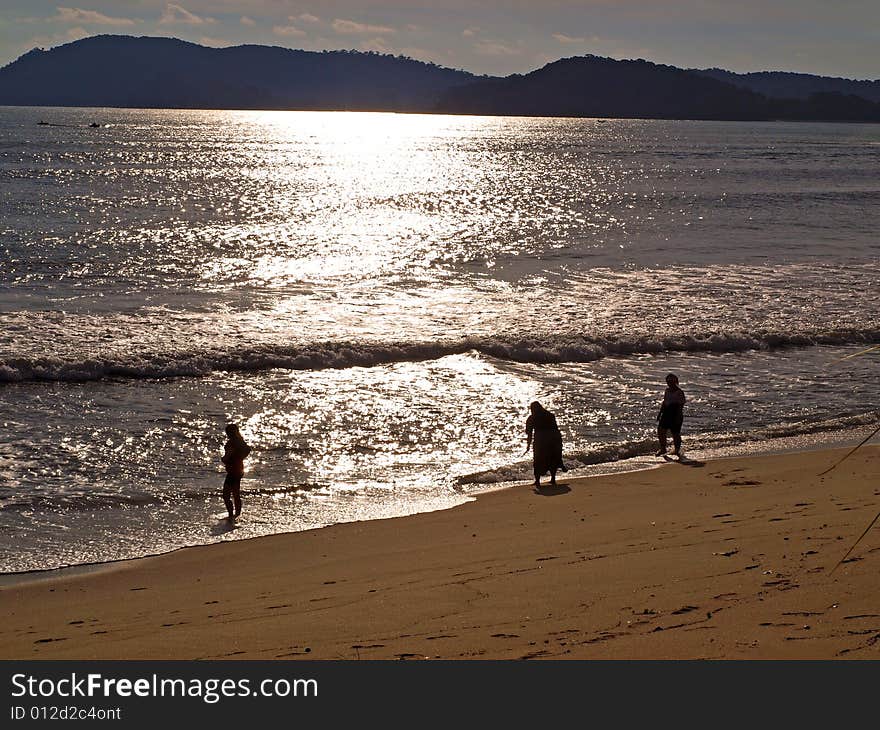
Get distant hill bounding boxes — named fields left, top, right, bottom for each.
left=694, top=68, right=880, bottom=104
left=1, top=36, right=879, bottom=122
left=0, top=35, right=477, bottom=111
left=437, top=56, right=880, bottom=122
left=437, top=56, right=773, bottom=120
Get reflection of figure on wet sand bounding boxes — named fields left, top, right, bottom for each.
left=525, top=401, right=566, bottom=488
left=221, top=423, right=251, bottom=520
left=657, top=373, right=686, bottom=457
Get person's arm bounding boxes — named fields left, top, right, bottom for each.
left=231, top=441, right=251, bottom=461
left=524, top=416, right=533, bottom=452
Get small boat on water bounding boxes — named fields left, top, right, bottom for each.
left=36, top=120, right=103, bottom=128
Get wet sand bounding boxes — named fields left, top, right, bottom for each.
left=2, top=446, right=878, bottom=660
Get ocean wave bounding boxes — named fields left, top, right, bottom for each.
left=2, top=327, right=879, bottom=383
left=0, top=483, right=323, bottom=514
left=455, top=410, right=880, bottom=485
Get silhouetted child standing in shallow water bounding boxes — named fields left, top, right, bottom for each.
left=221, top=423, right=251, bottom=520
left=656, top=373, right=686, bottom=457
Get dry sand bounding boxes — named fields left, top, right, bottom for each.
left=2, top=446, right=879, bottom=660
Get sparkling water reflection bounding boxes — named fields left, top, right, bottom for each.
left=1, top=108, right=878, bottom=571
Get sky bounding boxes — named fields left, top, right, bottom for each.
left=0, top=1, right=878, bottom=79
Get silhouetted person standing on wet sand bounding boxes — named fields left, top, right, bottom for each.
left=657, top=373, right=686, bottom=457
left=525, top=401, right=566, bottom=488
left=221, top=423, right=251, bottom=520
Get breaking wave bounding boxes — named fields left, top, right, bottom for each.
left=2, top=327, right=878, bottom=383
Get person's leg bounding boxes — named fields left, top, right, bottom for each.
left=222, top=477, right=234, bottom=518
left=533, top=460, right=541, bottom=487
left=232, top=479, right=242, bottom=517
left=550, top=468, right=557, bottom=486
left=656, top=427, right=668, bottom=455
left=672, top=427, right=682, bottom=455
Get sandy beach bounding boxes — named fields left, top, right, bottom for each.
left=2, top=445, right=878, bottom=660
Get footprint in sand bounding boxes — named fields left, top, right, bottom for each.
left=713, top=549, right=739, bottom=557
left=520, top=650, right=550, bottom=659
left=275, top=647, right=312, bottom=657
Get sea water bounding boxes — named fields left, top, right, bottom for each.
left=1, top=107, right=878, bottom=572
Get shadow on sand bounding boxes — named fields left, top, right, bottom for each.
left=664, top=455, right=706, bottom=468
left=533, top=483, right=571, bottom=496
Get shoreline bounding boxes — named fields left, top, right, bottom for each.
left=1, top=425, right=872, bottom=585
left=1, top=425, right=873, bottom=586
left=2, top=444, right=879, bottom=659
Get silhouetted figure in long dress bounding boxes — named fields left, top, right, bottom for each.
left=221, top=423, right=251, bottom=520
left=525, top=401, right=565, bottom=488
left=656, top=373, right=686, bottom=457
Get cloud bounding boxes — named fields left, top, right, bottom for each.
left=462, top=27, right=479, bottom=37
left=332, top=19, right=395, bottom=35
left=159, top=3, right=215, bottom=26
left=199, top=36, right=229, bottom=47
left=553, top=33, right=586, bottom=44
left=23, top=25, right=91, bottom=53
left=360, top=37, right=393, bottom=54
left=65, top=26, right=90, bottom=41
left=398, top=46, right=431, bottom=60
left=54, top=7, right=136, bottom=27
left=239, top=16, right=255, bottom=27
left=297, top=13, right=320, bottom=24
left=272, top=24, right=306, bottom=38
left=474, top=40, right=520, bottom=56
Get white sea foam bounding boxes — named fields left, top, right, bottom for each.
left=2, top=327, right=878, bottom=383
